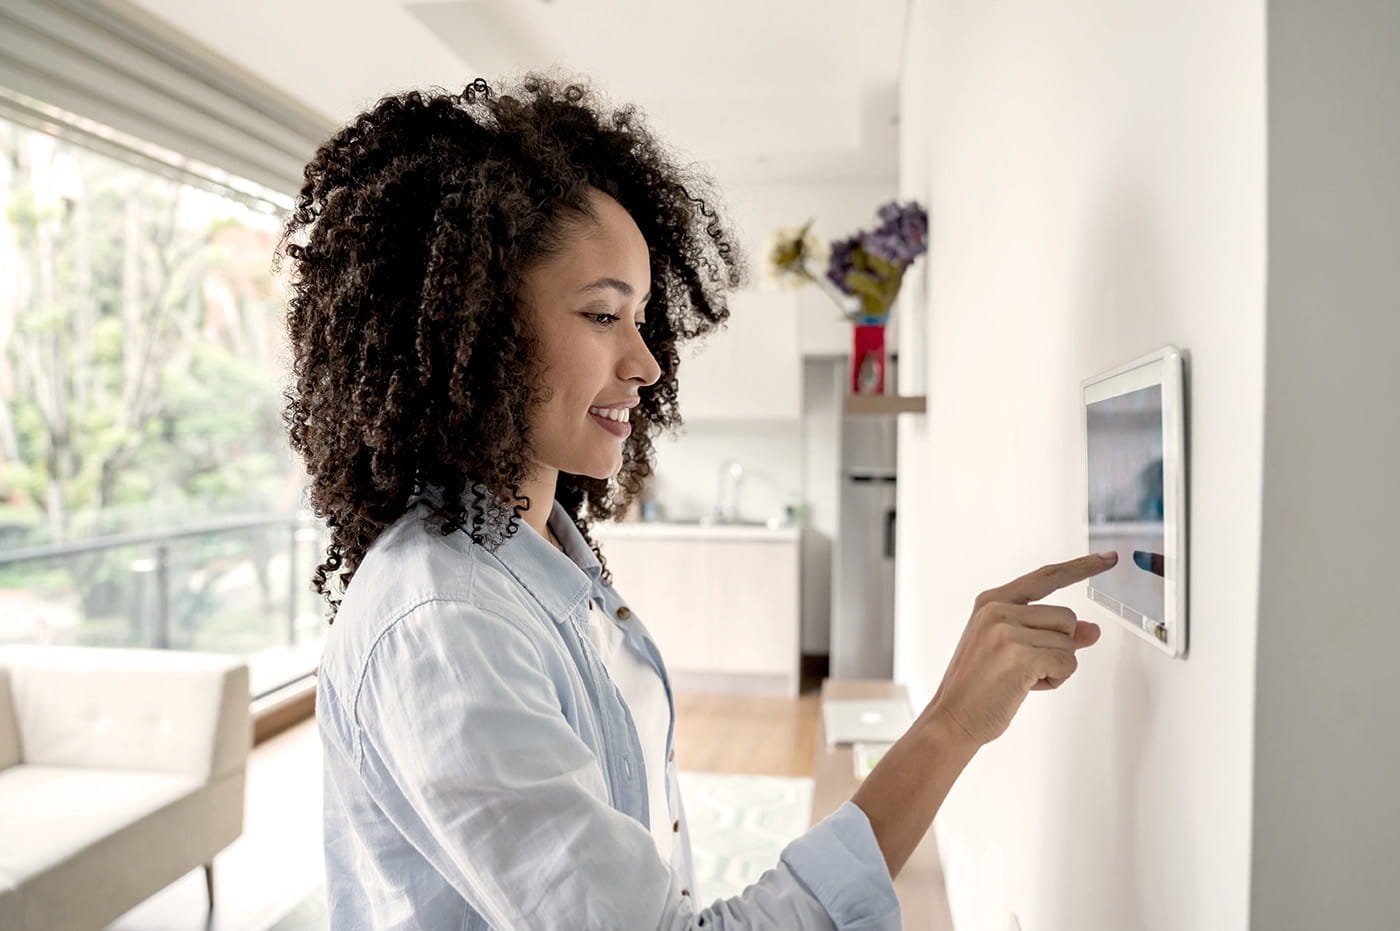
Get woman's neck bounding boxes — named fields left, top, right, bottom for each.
left=518, top=466, right=559, bottom=542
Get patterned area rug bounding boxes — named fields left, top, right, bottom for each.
left=266, top=772, right=812, bottom=929
left=676, top=771, right=814, bottom=903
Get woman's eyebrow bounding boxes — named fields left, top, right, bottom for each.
left=578, top=277, right=651, bottom=303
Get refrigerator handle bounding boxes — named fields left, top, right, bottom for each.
left=883, top=508, right=897, bottom=559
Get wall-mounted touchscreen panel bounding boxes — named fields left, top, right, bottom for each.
left=1083, top=347, right=1186, bottom=657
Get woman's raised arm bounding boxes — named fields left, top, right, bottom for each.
left=851, top=551, right=1117, bottom=878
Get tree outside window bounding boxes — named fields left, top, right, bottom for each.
left=0, top=115, right=322, bottom=692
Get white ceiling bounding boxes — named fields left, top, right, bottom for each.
left=121, top=0, right=906, bottom=184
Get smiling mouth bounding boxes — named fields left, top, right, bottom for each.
left=587, top=406, right=632, bottom=438
left=587, top=406, right=630, bottom=423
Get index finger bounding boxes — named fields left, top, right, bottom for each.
left=982, top=552, right=1118, bottom=606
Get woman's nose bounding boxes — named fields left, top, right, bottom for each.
left=622, top=327, right=662, bottom=386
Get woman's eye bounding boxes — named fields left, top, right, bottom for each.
left=590, top=313, right=621, bottom=326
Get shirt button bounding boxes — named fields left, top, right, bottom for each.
left=616, top=606, right=631, bottom=620
left=668, top=748, right=675, bottom=762
left=681, top=889, right=690, bottom=897
left=673, top=819, right=680, bottom=833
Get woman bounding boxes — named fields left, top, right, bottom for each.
left=281, top=74, right=1113, bottom=930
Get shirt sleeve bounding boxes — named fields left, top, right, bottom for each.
left=350, top=598, right=901, bottom=930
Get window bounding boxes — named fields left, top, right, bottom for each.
left=0, top=102, right=326, bottom=697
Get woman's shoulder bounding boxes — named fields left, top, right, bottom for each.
left=315, top=508, right=587, bottom=755
left=349, top=503, right=478, bottom=605
left=322, top=505, right=546, bottom=678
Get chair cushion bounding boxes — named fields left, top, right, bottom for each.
left=0, top=764, right=228, bottom=930
left=0, top=764, right=199, bottom=884
left=0, top=868, right=19, bottom=931
left=0, top=667, right=19, bottom=770
left=2, top=647, right=248, bottom=778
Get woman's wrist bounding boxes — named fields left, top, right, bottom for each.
left=914, top=701, right=984, bottom=763
left=850, top=703, right=983, bottom=880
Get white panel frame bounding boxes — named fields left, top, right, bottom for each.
left=1082, top=345, right=1188, bottom=658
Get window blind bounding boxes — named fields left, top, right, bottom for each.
left=0, top=0, right=334, bottom=206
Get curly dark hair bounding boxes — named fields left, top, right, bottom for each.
left=277, top=74, right=745, bottom=616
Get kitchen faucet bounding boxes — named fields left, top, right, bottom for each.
left=712, top=458, right=745, bottom=524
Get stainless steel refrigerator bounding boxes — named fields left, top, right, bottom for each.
left=830, top=413, right=897, bottom=679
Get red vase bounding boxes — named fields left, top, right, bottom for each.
left=851, top=324, right=887, bottom=394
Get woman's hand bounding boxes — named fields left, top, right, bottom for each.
left=925, top=552, right=1118, bottom=747
left=852, top=552, right=1117, bottom=880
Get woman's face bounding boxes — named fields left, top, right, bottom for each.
left=518, top=189, right=662, bottom=482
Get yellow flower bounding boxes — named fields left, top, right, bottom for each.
left=762, top=221, right=826, bottom=290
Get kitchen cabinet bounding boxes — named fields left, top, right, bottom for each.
left=593, top=523, right=801, bottom=696
left=676, top=290, right=800, bottom=421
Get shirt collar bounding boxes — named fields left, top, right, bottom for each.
left=547, top=500, right=603, bottom=582
left=484, top=498, right=601, bottom=624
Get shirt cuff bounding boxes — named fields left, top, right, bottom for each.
left=779, top=801, right=902, bottom=930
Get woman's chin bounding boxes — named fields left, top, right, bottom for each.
left=573, top=456, right=624, bottom=482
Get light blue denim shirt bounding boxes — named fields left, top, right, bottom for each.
left=316, top=498, right=901, bottom=929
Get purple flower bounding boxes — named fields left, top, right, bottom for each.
left=817, top=200, right=928, bottom=319
left=860, top=228, right=904, bottom=265
left=867, top=201, right=928, bottom=265
left=826, top=234, right=861, bottom=295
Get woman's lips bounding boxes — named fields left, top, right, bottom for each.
left=588, top=410, right=632, bottom=437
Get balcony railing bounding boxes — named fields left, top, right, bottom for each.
left=0, top=513, right=329, bottom=699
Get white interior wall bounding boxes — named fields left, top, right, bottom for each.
left=645, top=179, right=892, bottom=653
left=647, top=422, right=802, bottom=523
left=721, top=180, right=901, bottom=258
left=1251, top=1, right=1400, bottom=926
left=894, top=2, right=1264, bottom=929
left=721, top=178, right=901, bottom=355
left=648, top=177, right=897, bottom=522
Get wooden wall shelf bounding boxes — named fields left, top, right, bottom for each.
left=844, top=394, right=927, bottom=416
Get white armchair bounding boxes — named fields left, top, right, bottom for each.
left=0, top=645, right=251, bottom=931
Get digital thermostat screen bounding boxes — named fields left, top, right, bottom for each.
left=1086, top=384, right=1165, bottom=623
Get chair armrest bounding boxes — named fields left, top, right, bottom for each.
left=0, top=646, right=251, bottom=780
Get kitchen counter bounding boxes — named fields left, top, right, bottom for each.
left=592, top=521, right=800, bottom=542
left=591, top=522, right=802, bottom=696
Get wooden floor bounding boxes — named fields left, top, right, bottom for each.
left=674, top=688, right=821, bottom=777
left=104, top=681, right=823, bottom=930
